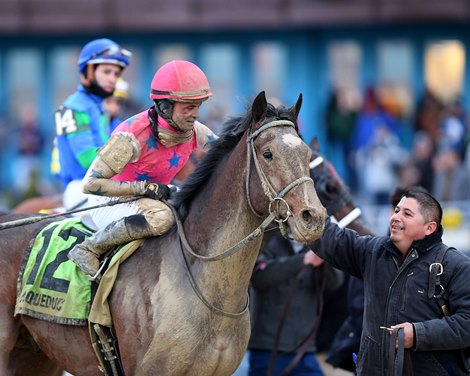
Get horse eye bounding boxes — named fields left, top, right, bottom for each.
left=263, top=151, right=273, bottom=160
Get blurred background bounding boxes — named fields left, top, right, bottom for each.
left=2, top=2, right=470, bottom=376
left=1, top=0, right=470, bottom=249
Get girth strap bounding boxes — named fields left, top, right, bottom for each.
left=89, top=323, right=125, bottom=376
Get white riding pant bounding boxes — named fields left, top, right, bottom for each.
left=87, top=195, right=174, bottom=235
left=63, top=180, right=90, bottom=212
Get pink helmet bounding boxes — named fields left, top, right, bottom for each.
left=150, top=60, right=213, bottom=102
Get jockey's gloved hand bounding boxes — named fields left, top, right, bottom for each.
left=168, top=184, right=179, bottom=198
left=144, top=182, right=171, bottom=200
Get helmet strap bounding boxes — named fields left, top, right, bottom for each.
left=149, top=105, right=194, bottom=147
left=155, top=100, right=185, bottom=132
left=82, top=64, right=113, bottom=99
left=148, top=107, right=160, bottom=139
left=81, top=64, right=95, bottom=86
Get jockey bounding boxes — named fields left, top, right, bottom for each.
left=52, top=38, right=131, bottom=211
left=67, top=60, right=217, bottom=280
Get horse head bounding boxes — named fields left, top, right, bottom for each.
left=245, top=91, right=327, bottom=243
left=309, top=137, right=373, bottom=234
left=309, top=136, right=355, bottom=216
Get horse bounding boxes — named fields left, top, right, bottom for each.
left=0, top=91, right=327, bottom=376
left=309, top=137, right=373, bottom=237
left=12, top=194, right=64, bottom=214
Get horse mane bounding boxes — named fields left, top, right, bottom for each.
left=173, top=101, right=299, bottom=220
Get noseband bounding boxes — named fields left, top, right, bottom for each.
left=246, top=119, right=313, bottom=236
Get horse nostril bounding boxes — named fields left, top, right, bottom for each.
left=300, top=208, right=327, bottom=234
left=302, top=209, right=313, bottom=223
left=301, top=208, right=319, bottom=229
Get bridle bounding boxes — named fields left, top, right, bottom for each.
left=170, top=118, right=313, bottom=318
left=246, top=119, right=313, bottom=235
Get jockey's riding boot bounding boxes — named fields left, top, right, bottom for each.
left=68, top=214, right=155, bottom=279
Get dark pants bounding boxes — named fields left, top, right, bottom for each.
left=248, top=349, right=324, bottom=376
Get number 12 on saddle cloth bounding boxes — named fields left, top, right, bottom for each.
left=15, top=217, right=142, bottom=327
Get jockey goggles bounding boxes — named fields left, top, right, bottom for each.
left=90, top=45, right=132, bottom=60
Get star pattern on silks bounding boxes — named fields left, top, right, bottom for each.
left=168, top=151, right=182, bottom=169
left=135, top=171, right=152, bottom=181
left=89, top=170, right=104, bottom=178
left=87, top=186, right=107, bottom=196
left=145, top=133, right=159, bottom=151
left=124, top=115, right=139, bottom=128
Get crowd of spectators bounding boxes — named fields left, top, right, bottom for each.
left=325, top=85, right=470, bottom=206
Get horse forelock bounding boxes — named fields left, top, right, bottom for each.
left=174, top=101, right=299, bottom=219
left=269, top=103, right=300, bottom=133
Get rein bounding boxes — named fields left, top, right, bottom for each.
left=0, top=197, right=141, bottom=230
left=166, top=206, right=274, bottom=318
left=171, top=119, right=311, bottom=318
left=387, top=327, right=412, bottom=376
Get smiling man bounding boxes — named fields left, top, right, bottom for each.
left=310, top=186, right=470, bottom=375
left=389, top=194, right=438, bottom=254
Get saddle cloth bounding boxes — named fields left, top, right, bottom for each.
left=15, top=217, right=143, bottom=326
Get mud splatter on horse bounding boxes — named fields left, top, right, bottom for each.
left=0, top=92, right=327, bottom=375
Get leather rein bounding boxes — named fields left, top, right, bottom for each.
left=171, top=119, right=313, bottom=318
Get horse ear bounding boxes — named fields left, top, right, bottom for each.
left=310, top=136, right=320, bottom=153
left=252, top=91, right=268, bottom=125
left=288, top=93, right=303, bottom=121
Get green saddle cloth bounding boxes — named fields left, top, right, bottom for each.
left=15, top=217, right=94, bottom=325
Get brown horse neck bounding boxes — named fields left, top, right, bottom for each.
left=180, top=143, right=263, bottom=313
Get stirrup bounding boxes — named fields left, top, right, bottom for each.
left=88, top=255, right=110, bottom=283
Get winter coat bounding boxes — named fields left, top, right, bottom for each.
left=311, top=219, right=470, bottom=375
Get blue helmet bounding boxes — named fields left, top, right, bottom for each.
left=77, top=38, right=131, bottom=74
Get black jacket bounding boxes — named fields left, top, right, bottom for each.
left=248, top=234, right=343, bottom=353
left=312, top=219, right=470, bottom=375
